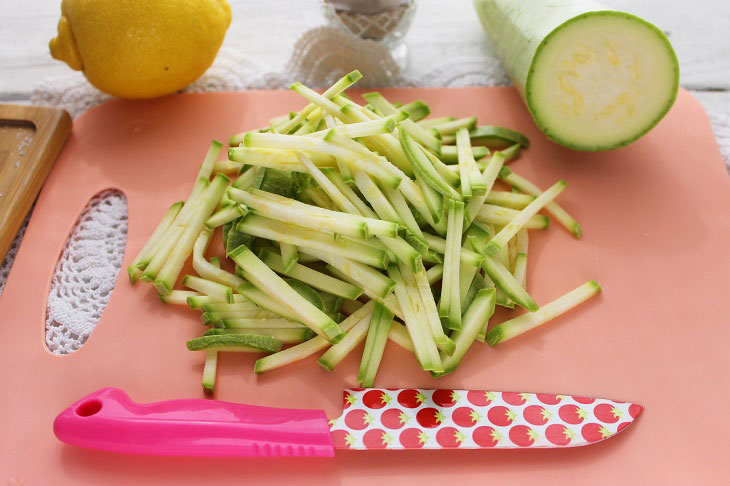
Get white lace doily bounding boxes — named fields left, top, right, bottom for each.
left=2, top=26, right=728, bottom=355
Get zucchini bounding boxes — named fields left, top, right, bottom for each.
left=230, top=245, right=344, bottom=343
left=192, top=230, right=245, bottom=289
left=476, top=204, right=549, bottom=229
left=487, top=281, right=601, bottom=345
left=474, top=0, right=678, bottom=150
left=439, top=145, right=489, bottom=164
left=456, top=127, right=486, bottom=197
left=464, top=151, right=507, bottom=228
left=440, top=200, right=465, bottom=330
left=317, top=316, right=370, bottom=371
left=223, top=318, right=304, bottom=329
left=499, top=167, right=581, bottom=237
left=182, top=275, right=233, bottom=304
left=228, top=147, right=336, bottom=172
left=128, top=200, right=183, bottom=282
left=435, top=288, right=496, bottom=377
left=400, top=130, right=462, bottom=201
left=202, top=350, right=218, bottom=394
left=159, top=290, right=200, bottom=306
left=204, top=327, right=315, bottom=344
left=357, top=302, right=394, bottom=387
left=186, top=333, right=282, bottom=353
left=388, top=321, right=414, bottom=352
left=259, top=249, right=363, bottom=300
left=486, top=180, right=566, bottom=255
left=236, top=213, right=389, bottom=269
left=255, top=301, right=376, bottom=373
left=485, top=191, right=536, bottom=209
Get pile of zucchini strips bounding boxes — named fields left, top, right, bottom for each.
left=128, top=71, right=600, bottom=393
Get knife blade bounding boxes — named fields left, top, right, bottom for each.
left=54, top=387, right=641, bottom=456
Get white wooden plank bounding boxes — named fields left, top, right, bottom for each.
left=1, top=0, right=728, bottom=101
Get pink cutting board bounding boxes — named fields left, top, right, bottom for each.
left=1, top=87, right=728, bottom=485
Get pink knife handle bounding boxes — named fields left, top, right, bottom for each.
left=53, top=388, right=334, bottom=457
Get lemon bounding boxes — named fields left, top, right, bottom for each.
left=49, top=0, right=232, bottom=99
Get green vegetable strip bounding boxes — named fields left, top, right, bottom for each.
left=259, top=249, right=363, bottom=300
left=332, top=97, right=415, bottom=176
left=415, top=176, right=446, bottom=230
left=246, top=188, right=395, bottom=238
left=433, top=116, right=478, bottom=136
left=408, top=265, right=456, bottom=355
left=323, top=169, right=378, bottom=217
left=399, top=264, right=445, bottom=371
left=352, top=168, right=402, bottom=224
left=423, top=232, right=484, bottom=267
left=303, top=187, right=335, bottom=210
left=459, top=259, right=479, bottom=308
left=254, top=301, right=376, bottom=374
left=317, top=315, right=370, bottom=371
left=128, top=201, right=183, bottom=282
left=153, top=174, right=230, bottom=294
left=362, top=92, right=441, bottom=154
left=159, top=290, right=201, bottom=305
left=444, top=201, right=465, bottom=329
left=485, top=191, right=535, bottom=209
left=381, top=184, right=427, bottom=246
left=232, top=166, right=258, bottom=190
left=476, top=204, right=549, bottom=229
left=237, top=283, right=302, bottom=322
left=298, top=248, right=394, bottom=298
left=243, top=132, right=400, bottom=189
left=274, top=70, right=362, bottom=135
left=323, top=266, right=402, bottom=322
left=499, top=167, right=582, bottom=238
left=426, top=264, right=444, bottom=285
left=435, top=288, right=496, bottom=376
left=422, top=147, right=461, bottom=187
left=229, top=186, right=370, bottom=239
left=205, top=205, right=245, bottom=229
left=236, top=214, right=388, bottom=269
left=230, top=245, right=344, bottom=343
left=487, top=281, right=601, bottom=346
left=182, top=275, right=233, bottom=304
left=480, top=253, right=537, bottom=311
left=512, top=229, right=529, bottom=287
left=228, top=147, right=336, bottom=172
left=279, top=243, right=298, bottom=272
left=308, top=116, right=397, bottom=139
left=418, top=116, right=456, bottom=129
left=388, top=321, right=415, bottom=353
left=214, top=159, right=243, bottom=174
left=464, top=152, right=507, bottom=229
left=139, top=179, right=208, bottom=278
left=440, top=145, right=490, bottom=164
left=388, top=265, right=431, bottom=370
left=202, top=350, right=218, bottom=394
left=399, top=130, right=463, bottom=201
left=203, top=302, right=262, bottom=313
left=192, top=230, right=246, bottom=289
left=357, top=302, right=394, bottom=387
left=456, top=128, right=486, bottom=197
left=487, top=180, right=566, bottom=255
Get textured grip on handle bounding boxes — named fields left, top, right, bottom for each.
left=53, top=388, right=334, bottom=457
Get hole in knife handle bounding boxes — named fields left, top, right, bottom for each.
left=45, top=189, right=128, bottom=355
left=75, top=399, right=103, bottom=417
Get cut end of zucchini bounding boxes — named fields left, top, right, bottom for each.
left=527, top=11, right=679, bottom=151
left=572, top=222, right=583, bottom=239
left=186, top=334, right=282, bottom=353
left=485, top=325, right=503, bottom=347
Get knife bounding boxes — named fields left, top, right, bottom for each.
left=54, top=387, right=642, bottom=456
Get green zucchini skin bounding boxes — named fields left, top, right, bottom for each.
left=474, top=0, right=679, bottom=151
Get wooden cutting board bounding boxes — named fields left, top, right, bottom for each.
left=0, top=104, right=71, bottom=260
left=0, top=87, right=728, bottom=485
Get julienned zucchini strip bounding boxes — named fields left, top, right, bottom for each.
left=255, top=301, right=376, bottom=373
left=434, top=287, right=496, bottom=377
left=128, top=201, right=183, bottom=283
left=230, top=245, right=345, bottom=343
left=357, top=302, right=394, bottom=387
left=236, top=213, right=388, bottom=269
left=487, top=281, right=601, bottom=345
left=499, top=167, right=582, bottom=238
left=486, top=180, right=566, bottom=256
left=258, top=248, right=363, bottom=300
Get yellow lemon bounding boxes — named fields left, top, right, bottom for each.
left=49, top=0, right=232, bottom=99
